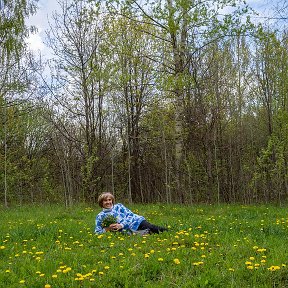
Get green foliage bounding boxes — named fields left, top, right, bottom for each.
left=0, top=0, right=37, bottom=58
left=0, top=103, right=56, bottom=203
left=253, top=111, right=288, bottom=201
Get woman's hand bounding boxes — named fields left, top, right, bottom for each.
left=109, top=223, right=123, bottom=231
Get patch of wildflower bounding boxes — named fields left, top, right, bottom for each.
left=101, top=215, right=118, bottom=228
left=268, top=266, right=281, bottom=271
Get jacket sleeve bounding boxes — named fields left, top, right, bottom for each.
left=95, top=213, right=106, bottom=234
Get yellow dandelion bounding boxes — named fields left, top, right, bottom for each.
left=261, top=259, right=266, bottom=264
left=52, top=275, right=57, bottom=278
left=228, top=268, right=235, bottom=272
left=99, top=271, right=104, bottom=275
left=245, top=261, right=252, bottom=265
left=104, top=266, right=110, bottom=270
left=268, top=266, right=281, bottom=271
left=19, top=280, right=25, bottom=284
left=75, top=277, right=84, bottom=281
left=198, top=261, right=204, bottom=265
left=173, top=258, right=180, bottom=265
left=247, top=265, right=254, bottom=270
left=44, top=284, right=51, bottom=288
left=158, top=258, right=164, bottom=261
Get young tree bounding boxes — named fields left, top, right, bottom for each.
left=46, top=0, right=113, bottom=201
left=107, top=14, right=159, bottom=202
left=0, top=0, right=38, bottom=206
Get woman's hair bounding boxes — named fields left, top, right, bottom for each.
left=98, top=192, right=115, bottom=207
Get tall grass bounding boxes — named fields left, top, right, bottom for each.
left=0, top=203, right=288, bottom=287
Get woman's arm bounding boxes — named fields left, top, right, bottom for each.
left=94, top=214, right=106, bottom=234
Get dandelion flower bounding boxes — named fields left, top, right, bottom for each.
left=268, top=266, right=281, bottom=271
left=245, top=261, right=252, bottom=265
left=228, top=268, right=235, bottom=272
left=173, top=258, right=180, bottom=265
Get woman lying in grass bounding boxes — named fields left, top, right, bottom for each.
left=95, top=192, right=167, bottom=235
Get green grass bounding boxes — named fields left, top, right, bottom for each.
left=0, top=203, right=288, bottom=287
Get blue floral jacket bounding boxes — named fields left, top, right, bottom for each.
left=95, top=203, right=145, bottom=234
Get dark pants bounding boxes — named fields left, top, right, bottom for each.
left=137, top=220, right=167, bottom=234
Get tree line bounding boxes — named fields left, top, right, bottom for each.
left=1, top=0, right=288, bottom=206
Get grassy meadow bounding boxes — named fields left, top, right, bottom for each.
left=0, top=203, right=288, bottom=287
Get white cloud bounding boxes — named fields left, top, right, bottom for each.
left=25, top=0, right=60, bottom=56
left=26, top=29, right=45, bottom=51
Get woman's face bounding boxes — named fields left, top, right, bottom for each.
left=102, top=196, right=113, bottom=209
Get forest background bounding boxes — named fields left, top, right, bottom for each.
left=1, top=0, right=288, bottom=207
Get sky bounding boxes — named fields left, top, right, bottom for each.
left=26, top=0, right=284, bottom=56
